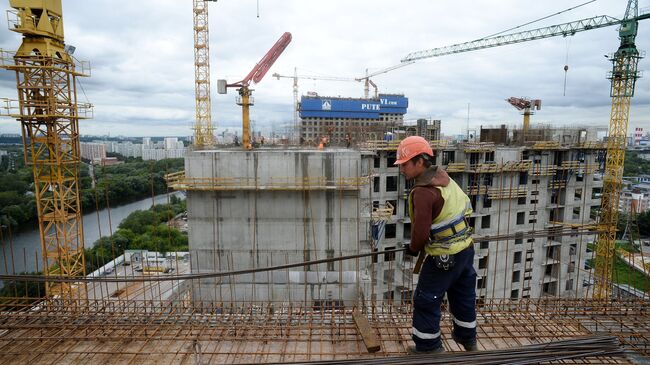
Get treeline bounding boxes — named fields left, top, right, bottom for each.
left=0, top=150, right=184, bottom=228
left=0, top=197, right=187, bottom=307
left=80, top=158, right=184, bottom=212
left=623, top=152, right=650, bottom=176
left=85, top=195, right=188, bottom=273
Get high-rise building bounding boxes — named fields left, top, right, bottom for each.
left=299, top=94, right=408, bottom=145
left=80, top=142, right=106, bottom=162
left=164, top=137, right=179, bottom=150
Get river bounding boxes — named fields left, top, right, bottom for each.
left=0, top=192, right=183, bottom=276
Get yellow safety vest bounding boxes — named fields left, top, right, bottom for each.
left=408, top=179, right=474, bottom=256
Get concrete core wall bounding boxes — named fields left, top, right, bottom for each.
left=186, top=148, right=370, bottom=304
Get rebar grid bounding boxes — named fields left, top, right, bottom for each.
left=0, top=298, right=646, bottom=364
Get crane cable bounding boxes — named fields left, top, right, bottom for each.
left=564, top=37, right=572, bottom=96
left=479, top=0, right=597, bottom=40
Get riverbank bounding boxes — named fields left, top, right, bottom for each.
left=0, top=191, right=183, bottom=275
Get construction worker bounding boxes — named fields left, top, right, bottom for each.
left=394, top=135, right=477, bottom=354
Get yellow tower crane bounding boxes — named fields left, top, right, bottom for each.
left=0, top=0, right=92, bottom=299
left=401, top=0, right=649, bottom=298
left=192, top=0, right=216, bottom=148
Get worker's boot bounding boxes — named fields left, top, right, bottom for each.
left=407, top=345, right=445, bottom=355
left=453, top=334, right=478, bottom=351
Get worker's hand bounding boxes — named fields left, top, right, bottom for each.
left=402, top=243, right=419, bottom=257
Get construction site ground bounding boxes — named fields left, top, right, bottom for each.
left=0, top=298, right=647, bottom=364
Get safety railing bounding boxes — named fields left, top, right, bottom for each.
left=463, top=142, right=495, bottom=153
left=0, top=49, right=91, bottom=77
left=165, top=172, right=368, bottom=191
left=487, top=186, right=528, bottom=199
left=0, top=98, right=93, bottom=119
left=530, top=165, right=557, bottom=176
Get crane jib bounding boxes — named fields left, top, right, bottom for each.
left=401, top=15, right=622, bottom=62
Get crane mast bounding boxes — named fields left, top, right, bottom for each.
left=594, top=1, right=643, bottom=298
left=1, top=0, right=91, bottom=299
left=193, top=0, right=216, bottom=148
left=400, top=1, right=649, bottom=298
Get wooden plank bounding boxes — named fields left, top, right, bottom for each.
left=352, top=310, right=381, bottom=353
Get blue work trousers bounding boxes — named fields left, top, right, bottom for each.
left=412, top=245, right=477, bottom=351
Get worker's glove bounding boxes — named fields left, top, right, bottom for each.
left=402, top=243, right=420, bottom=257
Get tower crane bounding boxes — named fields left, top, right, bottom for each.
left=192, top=0, right=217, bottom=148
left=401, top=0, right=649, bottom=298
left=272, top=70, right=358, bottom=141
left=218, top=32, right=292, bottom=150
left=0, top=0, right=91, bottom=299
left=506, top=97, right=542, bottom=143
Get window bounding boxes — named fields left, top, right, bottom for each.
left=529, top=210, right=537, bottom=215
left=574, top=188, right=583, bottom=201
left=532, top=179, right=540, bottom=185
left=572, top=207, right=581, bottom=219
left=372, top=201, right=379, bottom=209
left=403, top=223, right=411, bottom=239
left=386, top=152, right=396, bottom=166
left=512, top=270, right=521, bottom=283
left=482, top=174, right=493, bottom=187
left=373, top=177, right=380, bottom=193
left=519, top=172, right=528, bottom=185
left=469, top=153, right=480, bottom=165
left=442, top=151, right=455, bottom=165
left=384, top=246, right=396, bottom=261
left=517, top=212, right=525, bottom=225
left=530, top=199, right=538, bottom=205
left=385, top=224, right=396, bottom=239
left=576, top=173, right=584, bottom=182
left=568, top=261, right=575, bottom=273
left=477, top=276, right=486, bottom=289
left=531, top=190, right=539, bottom=196
left=386, top=176, right=398, bottom=191
left=565, top=279, right=574, bottom=291
left=483, top=196, right=492, bottom=208
left=478, top=257, right=488, bottom=269
left=510, top=289, right=519, bottom=299
left=515, top=238, right=523, bottom=245
left=481, top=215, right=491, bottom=229
left=518, top=197, right=526, bottom=205
left=592, top=187, right=602, bottom=199
left=480, top=241, right=489, bottom=250
left=374, top=156, right=380, bottom=168
left=514, top=251, right=522, bottom=264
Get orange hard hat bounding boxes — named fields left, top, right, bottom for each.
left=394, top=136, right=433, bottom=165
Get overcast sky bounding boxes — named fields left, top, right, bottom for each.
left=0, top=0, right=648, bottom=138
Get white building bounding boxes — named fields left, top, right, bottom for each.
left=80, top=142, right=106, bottom=161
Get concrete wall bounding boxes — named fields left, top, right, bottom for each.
left=186, top=148, right=372, bottom=304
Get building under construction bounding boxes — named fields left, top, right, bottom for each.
left=299, top=94, right=408, bottom=145
left=1, top=0, right=650, bottom=363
